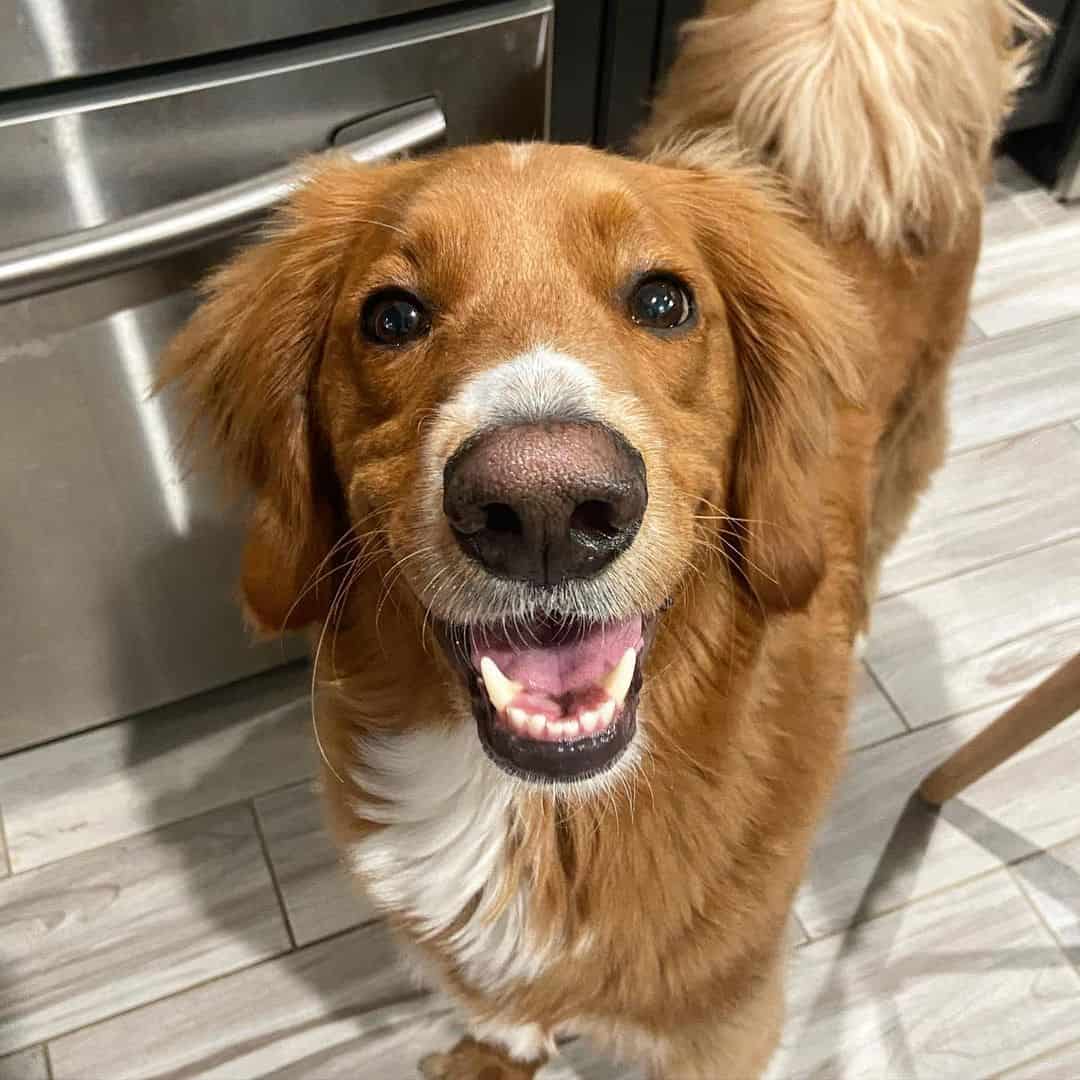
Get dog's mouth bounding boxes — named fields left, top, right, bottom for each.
left=440, top=611, right=661, bottom=783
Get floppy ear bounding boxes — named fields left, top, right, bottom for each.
left=680, top=166, right=868, bottom=612
left=161, top=170, right=357, bottom=634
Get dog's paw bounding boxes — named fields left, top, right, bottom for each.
left=419, top=1037, right=543, bottom=1080
left=417, top=1051, right=458, bottom=1080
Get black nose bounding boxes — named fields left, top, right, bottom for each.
left=443, top=421, right=648, bottom=585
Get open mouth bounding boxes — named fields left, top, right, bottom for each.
left=441, top=612, right=660, bottom=783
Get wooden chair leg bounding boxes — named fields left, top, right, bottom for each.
left=919, top=652, right=1080, bottom=806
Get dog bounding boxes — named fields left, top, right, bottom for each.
left=163, top=1, right=1040, bottom=1075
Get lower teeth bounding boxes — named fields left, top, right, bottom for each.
left=498, top=697, right=618, bottom=741
left=477, top=649, right=636, bottom=742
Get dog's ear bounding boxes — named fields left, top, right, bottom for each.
left=679, top=167, right=868, bottom=612
left=161, top=166, right=364, bottom=634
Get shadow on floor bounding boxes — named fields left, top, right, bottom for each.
left=788, top=598, right=1080, bottom=1077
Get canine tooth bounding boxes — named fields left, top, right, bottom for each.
left=579, top=710, right=598, bottom=734
left=601, top=648, right=637, bottom=707
left=508, top=707, right=529, bottom=731
left=547, top=720, right=565, bottom=739
left=528, top=714, right=547, bottom=737
left=563, top=719, right=580, bottom=739
left=479, top=656, right=521, bottom=713
left=597, top=699, right=616, bottom=728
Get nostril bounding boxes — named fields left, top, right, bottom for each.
left=569, top=499, right=621, bottom=541
left=483, top=503, right=523, bottom=536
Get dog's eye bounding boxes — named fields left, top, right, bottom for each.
left=360, top=289, right=429, bottom=347
left=628, top=275, right=693, bottom=330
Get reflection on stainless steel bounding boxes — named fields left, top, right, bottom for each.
left=0, top=2, right=553, bottom=133
left=2, top=1, right=446, bottom=94
left=24, top=0, right=191, bottom=535
left=0, top=2, right=551, bottom=249
left=0, top=0, right=551, bottom=754
left=0, top=99, right=447, bottom=304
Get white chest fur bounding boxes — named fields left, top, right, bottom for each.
left=347, top=721, right=551, bottom=993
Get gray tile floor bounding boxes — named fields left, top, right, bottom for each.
left=2, top=158, right=1080, bottom=1079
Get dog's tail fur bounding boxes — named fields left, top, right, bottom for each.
left=638, top=0, right=1047, bottom=253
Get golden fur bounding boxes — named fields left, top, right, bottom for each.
left=162, top=2, right=1038, bottom=1075
left=642, top=0, right=1044, bottom=253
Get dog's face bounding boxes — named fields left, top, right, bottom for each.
left=166, top=142, right=863, bottom=787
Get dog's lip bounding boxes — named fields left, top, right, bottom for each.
left=437, top=608, right=665, bottom=783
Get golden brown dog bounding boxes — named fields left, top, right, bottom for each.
left=164, top=2, right=1039, bottom=1075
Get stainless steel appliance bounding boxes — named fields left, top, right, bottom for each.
left=0, top=0, right=552, bottom=753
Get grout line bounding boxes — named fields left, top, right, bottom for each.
left=799, top=861, right=1017, bottom=947
left=1013, top=192, right=1054, bottom=228
left=963, top=319, right=986, bottom=344
left=0, top=784, right=318, bottom=879
left=849, top=693, right=1032, bottom=755
left=942, top=611, right=1080, bottom=670
left=37, top=918, right=385, bottom=1060
left=285, top=910, right=382, bottom=951
left=855, top=692, right=1021, bottom=747
left=1004, top=833, right=1080, bottom=875
left=791, top=910, right=811, bottom=947
left=0, top=802, right=304, bottom=1057
left=848, top=728, right=911, bottom=754
left=960, top=308, right=1080, bottom=351
left=946, top=419, right=1080, bottom=462
left=799, top=815, right=1080, bottom=949
left=0, top=661, right=312, bottom=765
left=872, top=536, right=1080, bottom=606
left=1000, top=1034, right=1080, bottom=1078
left=973, top=205, right=1080, bottom=254
left=0, top=803, right=11, bottom=877
left=249, top=801, right=298, bottom=951
left=877, top=527, right=1080, bottom=602
left=861, top=660, right=911, bottom=733
left=845, top=719, right=927, bottom=756
left=1007, top=861, right=1080, bottom=976
left=949, top=416, right=1080, bottom=460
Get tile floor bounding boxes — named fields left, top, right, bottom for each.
left=2, top=158, right=1080, bottom=1079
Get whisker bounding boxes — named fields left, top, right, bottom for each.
left=354, top=216, right=409, bottom=237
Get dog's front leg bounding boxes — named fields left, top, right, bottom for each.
left=419, top=1036, right=547, bottom=1080
left=420, top=1019, right=551, bottom=1080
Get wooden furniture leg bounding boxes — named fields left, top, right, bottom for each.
left=919, top=652, right=1080, bottom=806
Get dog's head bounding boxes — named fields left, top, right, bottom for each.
left=165, top=142, right=863, bottom=787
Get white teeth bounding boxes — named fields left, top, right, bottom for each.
left=597, top=698, right=616, bottom=727
left=600, top=648, right=637, bottom=707
left=487, top=648, right=636, bottom=742
left=480, top=656, right=522, bottom=713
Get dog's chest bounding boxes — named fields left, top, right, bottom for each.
left=346, top=723, right=551, bottom=993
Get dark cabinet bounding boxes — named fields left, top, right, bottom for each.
left=1009, top=0, right=1077, bottom=131
left=1007, top=0, right=1080, bottom=194
left=551, top=0, right=701, bottom=148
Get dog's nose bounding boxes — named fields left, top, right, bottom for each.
left=443, top=421, right=647, bottom=585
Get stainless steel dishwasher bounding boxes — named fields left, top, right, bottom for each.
left=0, top=0, right=553, bottom=754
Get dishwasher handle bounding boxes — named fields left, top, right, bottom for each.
left=0, top=98, right=446, bottom=305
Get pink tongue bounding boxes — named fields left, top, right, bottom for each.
left=471, top=616, right=642, bottom=698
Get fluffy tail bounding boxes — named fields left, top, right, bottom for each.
left=638, top=0, right=1047, bottom=252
